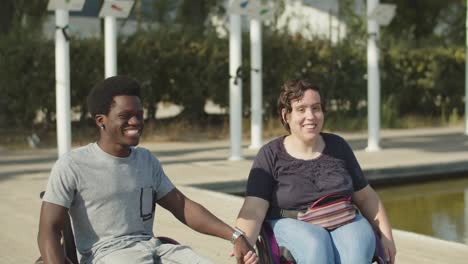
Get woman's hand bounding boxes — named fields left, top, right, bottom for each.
left=241, top=250, right=258, bottom=264
left=230, top=236, right=258, bottom=264
left=381, top=235, right=396, bottom=264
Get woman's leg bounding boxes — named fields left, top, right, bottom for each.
left=330, top=215, right=376, bottom=264
left=267, top=218, right=335, bottom=263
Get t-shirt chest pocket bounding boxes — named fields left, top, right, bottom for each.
left=140, top=186, right=155, bottom=221
left=131, top=165, right=156, bottom=222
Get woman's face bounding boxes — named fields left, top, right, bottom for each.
left=283, top=89, right=324, bottom=143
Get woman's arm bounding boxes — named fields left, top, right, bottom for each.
left=354, top=185, right=396, bottom=264
left=235, top=196, right=270, bottom=246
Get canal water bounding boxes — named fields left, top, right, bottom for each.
left=376, top=177, right=468, bottom=245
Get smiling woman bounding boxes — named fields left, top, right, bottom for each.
left=281, top=89, right=324, bottom=159
left=234, top=79, right=396, bottom=264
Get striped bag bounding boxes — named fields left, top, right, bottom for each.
left=297, top=193, right=357, bottom=230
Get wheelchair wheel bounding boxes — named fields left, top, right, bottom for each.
left=256, top=227, right=276, bottom=264
left=256, top=223, right=296, bottom=264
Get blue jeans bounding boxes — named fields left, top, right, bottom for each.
left=267, top=214, right=376, bottom=264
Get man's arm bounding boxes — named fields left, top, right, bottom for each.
left=157, top=188, right=257, bottom=264
left=157, top=188, right=232, bottom=238
left=37, top=201, right=68, bottom=264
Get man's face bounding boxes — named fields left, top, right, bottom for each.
left=101, top=95, right=144, bottom=149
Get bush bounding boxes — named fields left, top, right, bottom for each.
left=0, top=33, right=54, bottom=127
left=0, top=28, right=464, bottom=129
left=381, top=47, right=464, bottom=120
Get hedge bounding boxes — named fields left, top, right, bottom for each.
left=0, top=30, right=464, bottom=128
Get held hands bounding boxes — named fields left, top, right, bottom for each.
left=231, top=236, right=258, bottom=264
left=381, top=235, right=396, bottom=264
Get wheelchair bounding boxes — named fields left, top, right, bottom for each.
left=35, top=192, right=179, bottom=264
left=255, top=222, right=386, bottom=264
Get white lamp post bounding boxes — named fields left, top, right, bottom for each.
left=366, top=2, right=396, bottom=152
left=54, top=9, right=72, bottom=157
left=99, top=1, right=135, bottom=78
left=228, top=0, right=275, bottom=155
left=104, top=17, right=117, bottom=77
left=249, top=18, right=263, bottom=149
left=47, top=0, right=85, bottom=156
left=228, top=14, right=243, bottom=160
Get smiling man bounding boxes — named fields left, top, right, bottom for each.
left=37, top=76, right=257, bottom=264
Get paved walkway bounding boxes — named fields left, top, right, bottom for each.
left=1, top=126, right=468, bottom=263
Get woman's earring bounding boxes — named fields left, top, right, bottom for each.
left=100, top=125, right=105, bottom=130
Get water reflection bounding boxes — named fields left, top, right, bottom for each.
left=376, top=177, right=468, bottom=245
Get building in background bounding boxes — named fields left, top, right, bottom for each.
left=277, top=0, right=364, bottom=43
left=42, top=0, right=364, bottom=43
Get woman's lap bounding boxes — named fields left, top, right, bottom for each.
left=267, top=215, right=375, bottom=264
left=267, top=217, right=335, bottom=263
left=330, top=215, right=376, bottom=263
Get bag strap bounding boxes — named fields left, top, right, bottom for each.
left=267, top=193, right=352, bottom=219
left=267, top=207, right=300, bottom=219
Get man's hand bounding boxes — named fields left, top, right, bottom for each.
left=233, top=236, right=258, bottom=264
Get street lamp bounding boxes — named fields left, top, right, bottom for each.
left=366, top=1, right=396, bottom=152
left=47, top=0, right=85, bottom=156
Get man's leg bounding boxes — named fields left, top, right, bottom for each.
left=330, top=214, right=376, bottom=264
left=152, top=238, right=213, bottom=264
left=267, top=218, right=335, bottom=263
left=95, top=242, right=154, bottom=264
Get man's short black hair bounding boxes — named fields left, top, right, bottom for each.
left=87, top=75, right=141, bottom=117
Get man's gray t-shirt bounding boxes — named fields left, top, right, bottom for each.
left=43, top=143, right=175, bottom=263
left=246, top=133, right=368, bottom=215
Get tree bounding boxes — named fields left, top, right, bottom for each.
left=0, top=0, right=48, bottom=35
left=382, top=0, right=465, bottom=47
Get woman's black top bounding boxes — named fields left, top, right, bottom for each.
left=246, top=133, right=368, bottom=214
